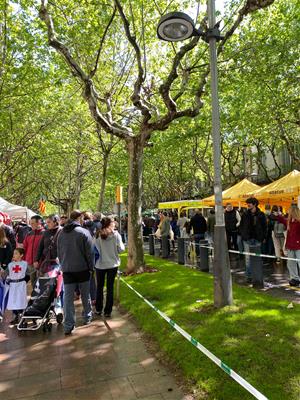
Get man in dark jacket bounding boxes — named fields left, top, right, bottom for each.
left=57, top=210, right=94, bottom=335
left=239, top=197, right=267, bottom=282
left=224, top=203, right=241, bottom=250
left=190, top=209, right=207, bottom=256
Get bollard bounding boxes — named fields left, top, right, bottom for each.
left=249, top=244, right=264, bottom=288
left=197, top=240, right=209, bottom=272
left=161, top=236, right=169, bottom=258
left=177, top=238, right=185, bottom=264
left=149, top=234, right=155, bottom=255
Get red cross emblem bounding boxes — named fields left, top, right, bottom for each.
left=12, top=265, right=22, bottom=273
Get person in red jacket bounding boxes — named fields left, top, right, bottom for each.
left=277, top=204, right=300, bottom=287
left=23, top=215, right=44, bottom=288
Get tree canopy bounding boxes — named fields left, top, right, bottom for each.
left=0, top=0, right=299, bottom=215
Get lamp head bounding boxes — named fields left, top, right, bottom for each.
left=157, top=12, right=201, bottom=42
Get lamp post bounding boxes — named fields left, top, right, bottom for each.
left=157, top=1, right=233, bottom=307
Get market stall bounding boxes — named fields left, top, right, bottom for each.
left=0, top=196, right=35, bottom=222
left=251, top=170, right=300, bottom=208
left=201, top=178, right=261, bottom=207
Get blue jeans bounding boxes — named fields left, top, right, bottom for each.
left=243, top=239, right=262, bottom=278
left=287, top=249, right=300, bottom=281
left=63, top=280, right=92, bottom=331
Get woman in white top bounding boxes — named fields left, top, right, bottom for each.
left=94, top=217, right=125, bottom=318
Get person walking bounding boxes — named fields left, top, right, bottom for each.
left=276, top=204, right=300, bottom=286
left=94, top=217, right=124, bottom=318
left=23, top=215, right=44, bottom=289
left=57, top=210, right=94, bottom=335
left=239, top=197, right=267, bottom=283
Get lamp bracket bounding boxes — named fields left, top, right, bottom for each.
left=203, top=27, right=224, bottom=43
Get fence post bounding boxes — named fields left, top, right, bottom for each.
left=249, top=244, right=264, bottom=288
left=149, top=234, right=155, bottom=255
left=198, top=239, right=209, bottom=272
left=161, top=236, right=169, bottom=258
left=177, top=238, right=185, bottom=264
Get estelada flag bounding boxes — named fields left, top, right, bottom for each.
left=38, top=200, right=46, bottom=214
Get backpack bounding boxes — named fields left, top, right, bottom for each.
left=273, top=221, right=285, bottom=238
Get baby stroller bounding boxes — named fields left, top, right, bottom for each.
left=17, top=270, right=63, bottom=332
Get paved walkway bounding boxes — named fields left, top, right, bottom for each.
left=0, top=305, right=191, bottom=400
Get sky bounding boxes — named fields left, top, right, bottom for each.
left=187, top=0, right=226, bottom=20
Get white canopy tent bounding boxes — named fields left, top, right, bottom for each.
left=0, top=196, right=35, bottom=221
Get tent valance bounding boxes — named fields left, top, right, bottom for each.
left=251, top=170, right=300, bottom=207
left=0, top=196, right=35, bottom=221
left=201, top=178, right=261, bottom=207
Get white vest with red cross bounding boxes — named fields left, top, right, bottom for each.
left=5, top=261, right=28, bottom=310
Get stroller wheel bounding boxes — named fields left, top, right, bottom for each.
left=42, top=323, right=47, bottom=332
left=19, top=321, right=28, bottom=329
left=56, top=313, right=63, bottom=324
left=47, top=322, right=52, bottom=331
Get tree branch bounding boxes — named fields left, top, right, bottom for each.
left=89, top=6, right=116, bottom=78
left=114, top=0, right=151, bottom=123
left=39, top=0, right=133, bottom=141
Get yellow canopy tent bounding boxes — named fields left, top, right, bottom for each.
left=158, top=199, right=208, bottom=216
left=201, top=178, right=261, bottom=207
left=252, top=170, right=300, bottom=208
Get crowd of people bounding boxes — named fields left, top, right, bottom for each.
left=1, top=199, right=300, bottom=333
left=145, top=197, right=300, bottom=287
left=0, top=211, right=124, bottom=335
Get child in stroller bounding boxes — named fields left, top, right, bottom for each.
left=18, top=269, right=63, bottom=331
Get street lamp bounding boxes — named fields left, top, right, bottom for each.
left=157, top=1, right=233, bottom=307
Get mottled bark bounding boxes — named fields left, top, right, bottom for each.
left=126, top=137, right=145, bottom=273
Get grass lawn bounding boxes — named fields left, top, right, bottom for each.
left=118, top=254, right=300, bottom=400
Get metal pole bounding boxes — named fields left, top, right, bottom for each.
left=207, top=0, right=233, bottom=307
left=117, top=202, right=121, bottom=233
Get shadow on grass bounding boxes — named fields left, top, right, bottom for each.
left=120, top=253, right=300, bottom=400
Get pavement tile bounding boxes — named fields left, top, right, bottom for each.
left=0, top=362, right=20, bottom=381
left=0, top=305, right=188, bottom=400
left=107, top=376, right=137, bottom=400
left=61, top=367, right=86, bottom=389
left=18, top=359, right=41, bottom=378
left=128, top=372, right=179, bottom=398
